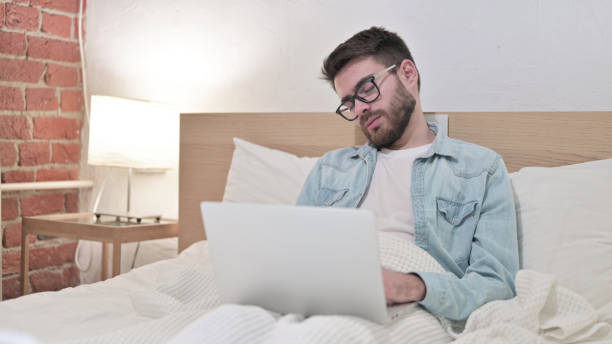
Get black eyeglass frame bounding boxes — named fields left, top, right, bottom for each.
left=335, top=64, right=397, bottom=121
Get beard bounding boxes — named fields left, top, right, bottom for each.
left=359, top=84, right=416, bottom=150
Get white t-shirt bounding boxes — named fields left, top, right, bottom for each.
left=359, top=143, right=431, bottom=242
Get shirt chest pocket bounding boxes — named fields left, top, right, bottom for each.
left=437, top=199, right=478, bottom=226
left=317, top=164, right=355, bottom=207
left=318, top=187, right=349, bottom=206
left=436, top=198, right=479, bottom=267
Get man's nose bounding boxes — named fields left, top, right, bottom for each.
left=354, top=99, right=371, bottom=120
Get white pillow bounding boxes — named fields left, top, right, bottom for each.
left=222, top=138, right=319, bottom=205
left=510, top=158, right=612, bottom=311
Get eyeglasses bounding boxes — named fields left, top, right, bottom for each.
left=335, top=64, right=397, bottom=121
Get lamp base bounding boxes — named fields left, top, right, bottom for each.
left=94, top=212, right=162, bottom=224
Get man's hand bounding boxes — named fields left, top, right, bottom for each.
left=382, top=268, right=426, bottom=304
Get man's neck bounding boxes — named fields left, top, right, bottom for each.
left=389, top=111, right=436, bottom=150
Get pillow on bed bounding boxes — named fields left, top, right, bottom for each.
left=510, top=158, right=612, bottom=311
left=222, top=138, right=319, bottom=205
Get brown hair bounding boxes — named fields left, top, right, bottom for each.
left=322, top=26, right=420, bottom=91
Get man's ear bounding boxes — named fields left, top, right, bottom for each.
left=398, top=59, right=419, bottom=91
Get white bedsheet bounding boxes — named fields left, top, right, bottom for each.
left=451, top=270, right=611, bottom=343
left=0, top=242, right=218, bottom=343
left=0, top=234, right=610, bottom=344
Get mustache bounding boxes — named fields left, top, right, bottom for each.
left=360, top=110, right=387, bottom=126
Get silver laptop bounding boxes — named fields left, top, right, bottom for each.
left=200, top=202, right=388, bottom=324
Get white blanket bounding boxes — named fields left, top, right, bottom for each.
left=451, top=270, right=611, bottom=343
left=168, top=235, right=611, bottom=344
left=0, top=234, right=609, bottom=344
left=169, top=233, right=453, bottom=344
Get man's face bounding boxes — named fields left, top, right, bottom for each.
left=334, top=57, right=416, bottom=149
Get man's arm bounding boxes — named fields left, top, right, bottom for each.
left=416, top=157, right=519, bottom=321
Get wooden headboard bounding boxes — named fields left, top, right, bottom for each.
left=179, top=112, right=612, bottom=252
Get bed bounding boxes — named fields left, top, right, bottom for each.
left=0, top=112, right=611, bottom=343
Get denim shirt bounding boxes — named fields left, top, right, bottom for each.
left=296, top=123, right=519, bottom=321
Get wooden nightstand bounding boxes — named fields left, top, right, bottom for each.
left=21, top=212, right=178, bottom=296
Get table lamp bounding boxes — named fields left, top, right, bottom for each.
left=88, top=95, right=178, bottom=223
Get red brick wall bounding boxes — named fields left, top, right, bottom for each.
left=1, top=0, right=85, bottom=300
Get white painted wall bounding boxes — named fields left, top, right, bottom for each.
left=81, top=0, right=612, bottom=220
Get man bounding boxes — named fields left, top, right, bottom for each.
left=296, top=27, right=519, bottom=321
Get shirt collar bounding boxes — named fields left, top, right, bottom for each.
left=351, top=121, right=456, bottom=159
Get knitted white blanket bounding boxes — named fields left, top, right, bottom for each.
left=167, top=234, right=611, bottom=344
left=168, top=233, right=452, bottom=344
left=1, top=234, right=609, bottom=343
left=450, top=270, right=611, bottom=343
left=62, top=234, right=451, bottom=344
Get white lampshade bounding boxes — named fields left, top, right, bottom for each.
left=88, top=95, right=178, bottom=169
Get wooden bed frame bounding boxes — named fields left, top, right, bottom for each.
left=178, top=112, right=612, bottom=252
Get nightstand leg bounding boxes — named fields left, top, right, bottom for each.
left=112, top=240, right=121, bottom=277
left=20, top=232, right=31, bottom=296
left=102, top=242, right=109, bottom=280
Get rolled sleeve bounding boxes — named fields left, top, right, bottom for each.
left=415, top=271, right=448, bottom=312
